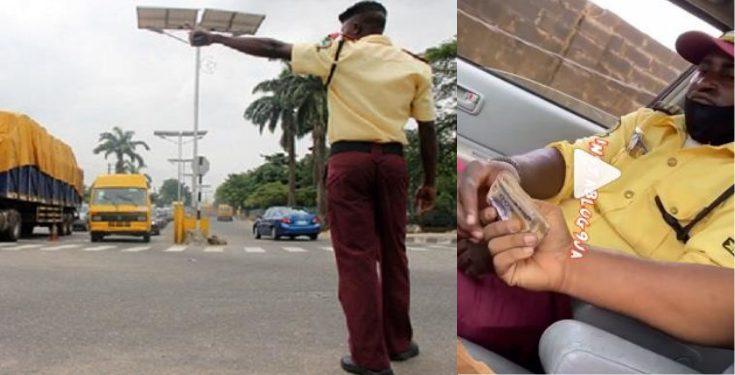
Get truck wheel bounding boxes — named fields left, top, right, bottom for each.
left=143, top=234, right=151, bottom=243
left=56, top=223, right=65, bottom=237
left=309, top=233, right=318, bottom=240
left=90, top=232, right=100, bottom=242
left=2, top=211, right=21, bottom=242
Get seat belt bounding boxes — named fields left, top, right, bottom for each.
left=655, top=185, right=735, bottom=243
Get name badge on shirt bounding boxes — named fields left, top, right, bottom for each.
left=627, top=126, right=648, bottom=158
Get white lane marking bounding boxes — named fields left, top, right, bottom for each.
left=320, top=246, right=333, bottom=252
left=164, top=245, right=187, bottom=252
left=244, top=247, right=266, bottom=253
left=122, top=246, right=151, bottom=252
left=2, top=244, right=44, bottom=251
left=283, top=246, right=307, bottom=253
left=84, top=245, right=116, bottom=252
left=408, top=246, right=429, bottom=252
left=42, top=244, right=81, bottom=251
left=204, top=246, right=223, bottom=253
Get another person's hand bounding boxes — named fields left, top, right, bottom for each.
left=189, top=29, right=216, bottom=47
left=458, top=160, right=519, bottom=243
left=457, top=205, right=499, bottom=278
left=458, top=239, right=493, bottom=278
left=414, top=185, right=437, bottom=215
left=482, top=200, right=572, bottom=292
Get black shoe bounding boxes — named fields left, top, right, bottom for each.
left=389, top=342, right=419, bottom=361
left=340, top=356, right=394, bottom=375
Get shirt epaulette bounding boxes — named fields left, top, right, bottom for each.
left=651, top=101, right=683, bottom=116
left=402, top=49, right=429, bottom=64
left=318, top=33, right=340, bottom=50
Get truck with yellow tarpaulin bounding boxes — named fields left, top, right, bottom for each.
left=0, top=111, right=84, bottom=241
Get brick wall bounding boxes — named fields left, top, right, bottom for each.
left=458, top=0, right=691, bottom=118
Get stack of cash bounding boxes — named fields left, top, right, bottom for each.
left=487, top=172, right=550, bottom=241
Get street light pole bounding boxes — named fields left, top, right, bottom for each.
left=177, top=132, right=182, bottom=201
left=193, top=46, right=201, bottom=219
left=154, top=130, right=206, bottom=206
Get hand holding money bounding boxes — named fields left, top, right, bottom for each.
left=487, top=172, right=549, bottom=241
left=481, top=175, right=573, bottom=291
left=458, top=160, right=520, bottom=243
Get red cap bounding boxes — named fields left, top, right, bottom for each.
left=675, top=31, right=734, bottom=65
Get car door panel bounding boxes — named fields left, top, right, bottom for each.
left=458, top=58, right=607, bottom=160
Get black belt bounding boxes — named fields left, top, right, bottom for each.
left=330, top=141, right=403, bottom=156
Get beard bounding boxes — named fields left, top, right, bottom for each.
left=684, top=97, right=734, bottom=146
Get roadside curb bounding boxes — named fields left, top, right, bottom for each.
left=406, top=235, right=456, bottom=245
left=241, top=218, right=456, bottom=246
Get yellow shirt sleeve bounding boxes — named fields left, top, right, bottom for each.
left=544, top=109, right=644, bottom=204
left=410, top=67, right=436, bottom=122
left=291, top=41, right=341, bottom=79
left=677, top=203, right=735, bottom=268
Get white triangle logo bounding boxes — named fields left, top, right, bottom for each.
left=573, top=149, right=621, bottom=199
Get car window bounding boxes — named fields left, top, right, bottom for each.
left=92, top=188, right=147, bottom=206
left=457, top=0, right=717, bottom=128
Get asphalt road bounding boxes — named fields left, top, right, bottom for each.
left=0, top=219, right=455, bottom=374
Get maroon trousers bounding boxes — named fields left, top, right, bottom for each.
left=327, top=149, right=411, bottom=370
left=457, top=271, right=572, bottom=373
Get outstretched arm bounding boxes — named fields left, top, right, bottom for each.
left=190, top=29, right=292, bottom=60
left=481, top=201, right=734, bottom=348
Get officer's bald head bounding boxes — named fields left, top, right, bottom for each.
left=339, top=1, right=387, bottom=37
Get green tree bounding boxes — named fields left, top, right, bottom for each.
left=244, top=70, right=309, bottom=206
left=158, top=178, right=192, bottom=206
left=93, top=126, right=150, bottom=174
left=243, top=182, right=288, bottom=208
left=122, top=160, right=152, bottom=185
left=215, top=153, right=288, bottom=210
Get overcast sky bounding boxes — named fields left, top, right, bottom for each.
left=0, top=0, right=456, bottom=196
left=589, top=0, right=721, bottom=50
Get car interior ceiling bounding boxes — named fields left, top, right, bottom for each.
left=668, top=0, right=734, bottom=30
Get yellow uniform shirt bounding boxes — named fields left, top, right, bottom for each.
left=548, top=108, right=734, bottom=268
left=291, top=34, right=435, bottom=145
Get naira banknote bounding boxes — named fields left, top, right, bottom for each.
left=487, top=172, right=550, bottom=241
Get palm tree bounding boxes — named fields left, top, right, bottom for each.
left=122, top=160, right=152, bottom=186
left=93, top=127, right=150, bottom=174
left=283, top=74, right=328, bottom=223
left=244, top=70, right=307, bottom=206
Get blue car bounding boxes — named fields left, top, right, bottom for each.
left=253, top=207, right=321, bottom=240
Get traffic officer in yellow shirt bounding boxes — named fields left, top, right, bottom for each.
left=189, top=2, right=437, bottom=374
left=459, top=30, right=734, bottom=269
left=457, top=30, right=733, bottom=358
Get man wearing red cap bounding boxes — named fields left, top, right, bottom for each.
left=457, top=30, right=733, bottom=370
left=188, top=2, right=437, bottom=374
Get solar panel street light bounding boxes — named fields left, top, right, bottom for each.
left=198, top=9, right=265, bottom=36
left=137, top=6, right=264, bottom=226
left=136, top=7, right=198, bottom=32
